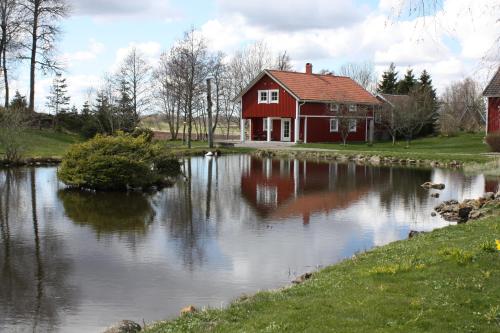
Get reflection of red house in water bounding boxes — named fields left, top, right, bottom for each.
left=241, top=157, right=371, bottom=224
left=485, top=178, right=500, bottom=193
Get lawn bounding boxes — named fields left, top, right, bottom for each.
left=0, top=129, right=83, bottom=159
left=146, top=205, right=500, bottom=333
left=293, top=132, right=492, bottom=164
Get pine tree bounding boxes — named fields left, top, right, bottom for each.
left=10, top=91, right=28, bottom=110
left=377, top=63, right=398, bottom=94
left=116, top=79, right=136, bottom=132
left=81, top=101, right=91, bottom=117
left=397, top=68, right=417, bottom=94
left=46, top=73, right=71, bottom=128
left=417, top=70, right=438, bottom=136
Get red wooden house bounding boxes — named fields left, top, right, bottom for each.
left=236, top=63, right=381, bottom=143
left=484, top=67, right=500, bottom=134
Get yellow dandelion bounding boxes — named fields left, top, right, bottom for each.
left=496, top=240, right=500, bottom=251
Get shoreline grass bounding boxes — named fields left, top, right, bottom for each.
left=146, top=206, right=500, bottom=333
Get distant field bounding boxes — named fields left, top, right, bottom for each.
left=141, top=119, right=241, bottom=138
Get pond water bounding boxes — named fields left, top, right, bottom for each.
left=0, top=155, right=497, bottom=332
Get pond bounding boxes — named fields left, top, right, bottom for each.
left=0, top=155, right=497, bottom=332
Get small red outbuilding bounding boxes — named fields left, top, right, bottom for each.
left=484, top=67, right=500, bottom=134
left=236, top=64, right=381, bottom=143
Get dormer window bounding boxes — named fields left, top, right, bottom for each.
left=349, top=104, right=357, bottom=112
left=270, top=90, right=279, bottom=103
left=258, top=90, right=268, bottom=104
left=330, top=103, right=339, bottom=112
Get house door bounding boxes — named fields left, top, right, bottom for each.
left=281, top=119, right=291, bottom=142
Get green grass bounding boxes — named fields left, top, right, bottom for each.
left=295, top=133, right=492, bottom=164
left=0, top=129, right=83, bottom=159
left=146, top=206, right=500, bottom=333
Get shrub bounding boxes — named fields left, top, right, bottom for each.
left=58, top=133, right=181, bottom=191
left=486, top=132, right=500, bottom=152
left=132, top=127, right=155, bottom=142
left=0, top=108, right=26, bottom=163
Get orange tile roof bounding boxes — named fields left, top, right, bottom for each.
left=267, top=70, right=381, bottom=105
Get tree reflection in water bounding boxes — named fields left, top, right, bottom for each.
left=58, top=190, right=155, bottom=236
left=0, top=168, right=77, bottom=332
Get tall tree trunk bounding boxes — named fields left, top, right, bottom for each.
left=3, top=46, right=8, bottom=107
left=29, top=4, right=39, bottom=113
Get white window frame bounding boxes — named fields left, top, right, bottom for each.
left=269, top=89, right=279, bottom=104
left=349, top=104, right=358, bottom=112
left=258, top=90, right=269, bottom=104
left=330, top=103, right=339, bottom=112
left=349, top=119, right=357, bottom=133
left=330, top=118, right=339, bottom=132
left=263, top=119, right=273, bottom=132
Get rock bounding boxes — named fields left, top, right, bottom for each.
left=421, top=182, right=445, bottom=190
left=103, top=320, right=142, bottom=333
left=482, top=192, right=495, bottom=201
left=431, top=193, right=440, bottom=198
left=409, top=230, right=425, bottom=238
left=431, top=212, right=437, bottom=217
left=495, top=191, right=500, bottom=200
left=369, top=155, right=381, bottom=165
left=430, top=161, right=440, bottom=168
left=292, top=272, right=313, bottom=284
left=458, top=206, right=473, bottom=221
left=180, top=305, right=197, bottom=315
left=469, top=210, right=483, bottom=220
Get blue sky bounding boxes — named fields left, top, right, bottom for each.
left=9, top=0, right=498, bottom=111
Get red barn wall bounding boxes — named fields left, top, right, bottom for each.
left=488, top=97, right=500, bottom=133
left=242, top=75, right=297, bottom=118
left=300, top=117, right=367, bottom=143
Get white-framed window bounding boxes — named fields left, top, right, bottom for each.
left=270, top=90, right=279, bottom=103
left=349, top=119, right=357, bottom=132
left=330, top=118, right=339, bottom=132
left=349, top=104, right=357, bottom=112
left=330, top=103, right=339, bottom=112
left=263, top=119, right=273, bottom=132
left=258, top=90, right=269, bottom=104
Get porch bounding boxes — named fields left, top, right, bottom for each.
left=240, top=117, right=299, bottom=143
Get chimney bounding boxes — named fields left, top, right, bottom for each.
left=305, top=63, right=313, bottom=75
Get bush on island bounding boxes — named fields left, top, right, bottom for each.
left=58, top=133, right=181, bottom=191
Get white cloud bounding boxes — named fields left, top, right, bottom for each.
left=60, top=39, right=105, bottom=68
left=111, top=41, right=163, bottom=73
left=203, top=0, right=498, bottom=92
left=69, top=0, right=181, bottom=21
left=215, top=0, right=367, bottom=31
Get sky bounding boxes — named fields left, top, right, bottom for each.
left=8, top=0, right=500, bottom=112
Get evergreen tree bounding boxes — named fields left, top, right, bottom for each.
left=116, top=79, right=136, bottom=132
left=46, top=73, right=71, bottom=128
left=10, top=91, right=28, bottom=110
left=81, top=101, right=91, bottom=117
left=417, top=70, right=438, bottom=136
left=397, top=68, right=417, bottom=94
left=94, top=91, right=115, bottom=135
left=377, top=63, right=398, bottom=94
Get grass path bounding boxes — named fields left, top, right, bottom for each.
left=146, top=205, right=500, bottom=333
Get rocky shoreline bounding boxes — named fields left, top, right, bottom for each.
left=0, top=157, right=62, bottom=168
left=434, top=192, right=500, bottom=223
left=252, top=149, right=463, bottom=168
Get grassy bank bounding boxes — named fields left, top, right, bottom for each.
left=0, top=129, right=83, bottom=159
left=146, top=205, right=500, bottom=333
left=294, top=133, right=492, bottom=164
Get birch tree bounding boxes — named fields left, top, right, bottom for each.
left=20, top=0, right=69, bottom=113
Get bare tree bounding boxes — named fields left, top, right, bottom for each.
left=439, top=78, right=486, bottom=135
left=275, top=50, right=293, bottom=71
left=20, top=0, right=69, bottom=113
left=335, top=104, right=369, bottom=145
left=378, top=94, right=409, bottom=144
left=339, top=62, right=377, bottom=92
left=117, top=47, right=151, bottom=127
left=398, top=87, right=435, bottom=146
left=0, top=0, right=22, bottom=107
left=170, top=28, right=209, bottom=148
left=154, top=50, right=182, bottom=140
